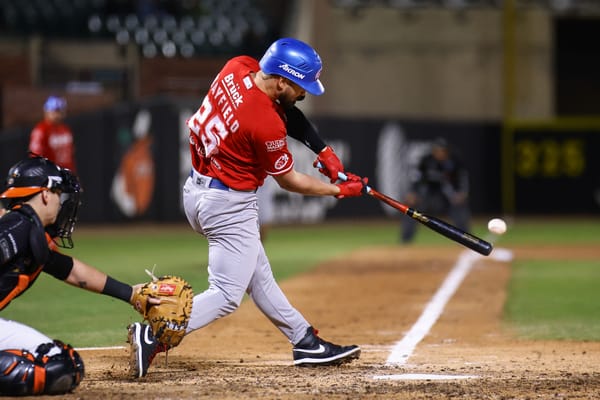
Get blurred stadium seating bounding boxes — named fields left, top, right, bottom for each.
left=0, top=0, right=278, bottom=58
left=0, top=0, right=290, bottom=128
left=0, top=0, right=598, bottom=129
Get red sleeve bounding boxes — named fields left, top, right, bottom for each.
left=61, top=124, right=76, bottom=172
left=29, top=122, right=47, bottom=156
left=254, top=124, right=294, bottom=176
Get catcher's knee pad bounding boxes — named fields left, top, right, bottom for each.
left=0, top=341, right=84, bottom=396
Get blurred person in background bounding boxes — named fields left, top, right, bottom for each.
left=400, top=137, right=470, bottom=243
left=29, top=96, right=77, bottom=172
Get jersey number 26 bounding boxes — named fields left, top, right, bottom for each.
left=188, top=96, right=228, bottom=158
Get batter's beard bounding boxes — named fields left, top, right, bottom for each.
left=277, top=94, right=304, bottom=110
left=277, top=98, right=295, bottom=110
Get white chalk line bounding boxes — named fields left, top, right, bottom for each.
left=373, top=246, right=513, bottom=381
left=374, top=373, right=480, bottom=381
left=385, top=250, right=479, bottom=365
left=76, top=346, right=126, bottom=351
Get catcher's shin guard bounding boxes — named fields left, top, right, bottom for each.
left=0, top=341, right=84, bottom=396
left=0, top=349, right=43, bottom=396
left=42, top=341, right=85, bottom=394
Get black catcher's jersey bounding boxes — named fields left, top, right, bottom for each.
left=0, top=204, right=73, bottom=311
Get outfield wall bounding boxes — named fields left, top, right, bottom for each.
left=2, top=98, right=598, bottom=223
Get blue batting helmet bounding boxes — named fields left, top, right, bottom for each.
left=43, top=96, right=67, bottom=112
left=259, top=38, right=324, bottom=96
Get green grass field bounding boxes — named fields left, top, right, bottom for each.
left=505, top=260, right=600, bottom=340
left=2, top=217, right=599, bottom=347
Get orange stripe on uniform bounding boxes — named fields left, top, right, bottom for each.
left=45, top=232, right=57, bottom=251
left=0, top=268, right=42, bottom=309
left=1, top=359, right=18, bottom=375
left=32, top=365, right=46, bottom=394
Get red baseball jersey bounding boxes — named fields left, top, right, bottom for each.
left=187, top=56, right=294, bottom=191
left=29, top=120, right=76, bottom=171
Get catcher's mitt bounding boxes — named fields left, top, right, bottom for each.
left=132, top=274, right=193, bottom=347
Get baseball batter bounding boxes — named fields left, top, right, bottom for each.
left=0, top=157, right=140, bottom=396
left=128, top=37, right=367, bottom=377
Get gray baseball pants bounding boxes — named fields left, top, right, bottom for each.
left=183, top=170, right=310, bottom=345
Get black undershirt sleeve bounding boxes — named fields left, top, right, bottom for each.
left=285, top=106, right=326, bottom=155
left=43, top=250, right=74, bottom=281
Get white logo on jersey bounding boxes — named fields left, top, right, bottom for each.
left=223, top=73, right=243, bottom=107
left=274, top=154, right=290, bottom=170
left=265, top=139, right=285, bottom=152
left=243, top=76, right=253, bottom=89
left=48, top=132, right=72, bottom=147
left=278, top=64, right=305, bottom=80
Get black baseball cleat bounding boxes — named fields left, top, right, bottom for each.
left=127, top=322, right=168, bottom=378
left=293, top=327, right=361, bottom=367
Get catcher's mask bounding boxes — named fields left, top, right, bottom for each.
left=1, top=156, right=82, bottom=248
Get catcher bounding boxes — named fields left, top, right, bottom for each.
left=0, top=156, right=158, bottom=396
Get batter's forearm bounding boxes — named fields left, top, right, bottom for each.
left=275, top=170, right=339, bottom=196
left=66, top=258, right=132, bottom=302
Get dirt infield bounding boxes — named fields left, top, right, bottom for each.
left=63, top=244, right=600, bottom=399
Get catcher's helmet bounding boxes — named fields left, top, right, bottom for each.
left=1, top=156, right=81, bottom=248
left=1, top=156, right=72, bottom=198
left=259, top=38, right=324, bottom=96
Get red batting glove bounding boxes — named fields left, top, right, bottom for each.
left=313, top=146, right=344, bottom=183
left=335, top=177, right=368, bottom=199
left=343, top=172, right=363, bottom=182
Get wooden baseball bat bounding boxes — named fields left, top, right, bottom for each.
left=366, top=187, right=492, bottom=256
left=323, top=164, right=493, bottom=256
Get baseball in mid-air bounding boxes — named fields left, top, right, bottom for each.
left=488, top=218, right=507, bottom=235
